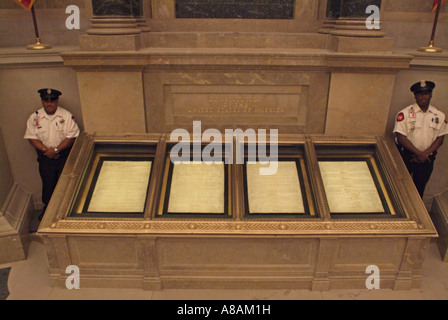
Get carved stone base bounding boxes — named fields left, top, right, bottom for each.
left=87, top=18, right=141, bottom=36
left=80, top=34, right=142, bottom=51
left=0, top=184, right=34, bottom=264
left=42, top=234, right=432, bottom=291
left=81, top=17, right=143, bottom=51
left=430, top=190, right=448, bottom=262
left=330, top=19, right=385, bottom=38
left=319, top=19, right=336, bottom=34
left=136, top=18, right=151, bottom=33
left=332, top=36, right=394, bottom=53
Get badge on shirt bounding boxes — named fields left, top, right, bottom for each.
left=435, top=117, right=440, bottom=124
left=33, top=111, right=39, bottom=127
left=397, top=113, right=405, bottom=122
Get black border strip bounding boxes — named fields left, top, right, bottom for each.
left=243, top=157, right=313, bottom=219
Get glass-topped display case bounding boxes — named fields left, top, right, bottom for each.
left=62, top=135, right=408, bottom=221
left=37, top=133, right=437, bottom=291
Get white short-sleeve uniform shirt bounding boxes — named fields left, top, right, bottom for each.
left=394, top=104, right=448, bottom=152
left=24, top=107, right=80, bottom=149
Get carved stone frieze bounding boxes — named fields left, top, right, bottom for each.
left=51, top=219, right=421, bottom=235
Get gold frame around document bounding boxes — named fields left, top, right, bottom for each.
left=317, top=153, right=397, bottom=217
left=71, top=152, right=155, bottom=217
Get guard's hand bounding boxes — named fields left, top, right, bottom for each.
left=44, top=148, right=60, bottom=159
left=411, top=152, right=432, bottom=164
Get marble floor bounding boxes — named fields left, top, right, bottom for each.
left=1, top=236, right=448, bottom=300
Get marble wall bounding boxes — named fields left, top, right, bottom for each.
left=150, top=0, right=321, bottom=32
left=91, top=0, right=143, bottom=16
left=0, top=0, right=447, bottom=48
left=175, top=0, right=295, bottom=19
left=0, top=0, right=89, bottom=47
left=382, top=0, right=448, bottom=49
left=0, top=128, right=13, bottom=207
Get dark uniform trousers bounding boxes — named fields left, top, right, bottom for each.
left=37, top=148, right=71, bottom=209
left=397, top=145, right=436, bottom=198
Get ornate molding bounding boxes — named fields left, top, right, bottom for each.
left=49, top=218, right=422, bottom=235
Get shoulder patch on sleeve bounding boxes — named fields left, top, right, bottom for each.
left=397, top=112, right=405, bottom=122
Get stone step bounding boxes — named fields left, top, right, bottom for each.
left=141, top=32, right=330, bottom=50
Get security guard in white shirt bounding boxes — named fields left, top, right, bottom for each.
left=394, top=81, right=448, bottom=197
left=24, top=89, right=80, bottom=220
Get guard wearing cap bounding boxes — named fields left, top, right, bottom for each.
left=24, top=89, right=80, bottom=220
left=394, top=81, right=448, bottom=198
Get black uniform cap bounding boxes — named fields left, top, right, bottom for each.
left=410, top=81, right=435, bottom=94
left=38, top=88, right=62, bottom=101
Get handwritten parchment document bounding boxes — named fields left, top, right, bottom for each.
left=168, top=162, right=225, bottom=214
left=246, top=161, right=305, bottom=214
left=88, top=161, right=152, bottom=213
left=318, top=161, right=385, bottom=214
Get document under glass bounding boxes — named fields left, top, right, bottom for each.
left=318, top=156, right=396, bottom=217
left=88, top=160, right=152, bottom=213
left=167, top=162, right=226, bottom=215
left=71, top=153, right=154, bottom=218
left=246, top=161, right=305, bottom=214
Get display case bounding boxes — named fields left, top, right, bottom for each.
left=38, top=133, right=437, bottom=291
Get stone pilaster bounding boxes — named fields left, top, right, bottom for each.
left=79, top=0, right=147, bottom=51
left=320, top=0, right=393, bottom=53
